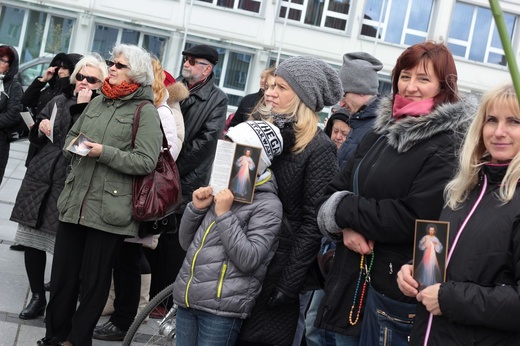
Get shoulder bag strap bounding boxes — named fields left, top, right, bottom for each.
left=131, top=101, right=150, bottom=148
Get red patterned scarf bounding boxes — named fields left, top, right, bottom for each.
left=101, top=78, right=140, bottom=99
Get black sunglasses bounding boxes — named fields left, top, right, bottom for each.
left=76, top=73, right=101, bottom=84
left=106, top=60, right=129, bottom=69
left=183, top=56, right=209, bottom=66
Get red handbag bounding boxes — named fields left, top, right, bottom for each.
left=131, top=101, right=182, bottom=221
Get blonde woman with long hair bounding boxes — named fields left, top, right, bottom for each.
left=238, top=56, right=343, bottom=346
left=398, top=83, right=520, bottom=345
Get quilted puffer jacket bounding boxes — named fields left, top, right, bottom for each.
left=172, top=172, right=282, bottom=319
left=239, top=128, right=339, bottom=345
left=11, top=93, right=81, bottom=234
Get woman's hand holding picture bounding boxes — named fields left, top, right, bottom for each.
left=192, top=186, right=214, bottom=210
left=39, top=119, right=52, bottom=136
left=416, top=283, right=442, bottom=315
left=84, top=141, right=102, bottom=157
left=214, top=188, right=234, bottom=217
left=397, top=264, right=419, bottom=297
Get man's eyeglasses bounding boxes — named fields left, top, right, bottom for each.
left=0, top=59, right=9, bottom=66
left=183, top=56, right=209, bottom=66
left=76, top=73, right=101, bottom=84
left=106, top=60, right=129, bottom=69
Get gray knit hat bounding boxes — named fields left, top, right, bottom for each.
left=276, top=56, right=343, bottom=112
left=339, top=52, right=383, bottom=95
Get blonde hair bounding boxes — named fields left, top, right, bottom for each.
left=254, top=78, right=318, bottom=153
left=445, top=83, right=520, bottom=208
left=151, top=57, right=167, bottom=108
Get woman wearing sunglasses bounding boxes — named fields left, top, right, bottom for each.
left=39, top=44, right=162, bottom=346
left=10, top=54, right=105, bottom=322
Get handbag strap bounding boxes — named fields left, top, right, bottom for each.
left=131, top=101, right=169, bottom=150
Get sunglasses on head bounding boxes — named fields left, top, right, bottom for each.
left=183, top=56, right=210, bottom=66
left=76, top=73, right=101, bottom=84
left=106, top=60, right=129, bottom=69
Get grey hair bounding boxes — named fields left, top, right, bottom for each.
left=111, top=44, right=153, bottom=85
left=70, top=53, right=108, bottom=84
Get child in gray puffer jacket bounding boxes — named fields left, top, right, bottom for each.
left=172, top=120, right=284, bottom=346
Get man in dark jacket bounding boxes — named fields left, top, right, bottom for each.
left=145, top=44, right=228, bottom=317
left=336, top=52, right=383, bottom=170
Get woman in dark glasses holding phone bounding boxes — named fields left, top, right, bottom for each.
left=39, top=44, right=162, bottom=346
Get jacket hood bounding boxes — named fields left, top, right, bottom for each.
left=50, top=52, right=83, bottom=70
left=255, top=170, right=278, bottom=196
left=0, top=45, right=19, bottom=82
left=373, top=96, right=477, bottom=153
left=166, top=82, right=189, bottom=105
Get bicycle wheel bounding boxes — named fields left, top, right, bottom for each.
left=123, top=282, right=177, bottom=345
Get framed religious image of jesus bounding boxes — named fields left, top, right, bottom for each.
left=412, top=220, right=450, bottom=291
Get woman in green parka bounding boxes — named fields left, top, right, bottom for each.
left=39, top=44, right=162, bottom=346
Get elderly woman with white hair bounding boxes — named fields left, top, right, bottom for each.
left=39, top=44, right=162, bottom=346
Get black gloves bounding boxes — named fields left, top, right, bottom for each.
left=267, top=289, right=297, bottom=308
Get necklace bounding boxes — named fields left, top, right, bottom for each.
left=348, top=250, right=374, bottom=325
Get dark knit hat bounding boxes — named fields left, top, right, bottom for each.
left=276, top=56, right=343, bottom=112
left=324, top=108, right=350, bottom=137
left=339, top=52, right=383, bottom=95
left=182, top=44, right=219, bottom=65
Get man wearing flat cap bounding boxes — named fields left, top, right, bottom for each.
left=337, top=51, right=383, bottom=170
left=163, top=44, right=228, bottom=284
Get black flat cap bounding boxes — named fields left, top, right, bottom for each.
left=182, top=44, right=218, bottom=65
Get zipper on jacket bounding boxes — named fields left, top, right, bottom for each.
left=185, top=221, right=215, bottom=307
left=217, top=262, right=228, bottom=299
left=376, top=309, right=413, bottom=324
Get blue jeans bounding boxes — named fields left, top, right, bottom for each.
left=176, top=306, right=242, bottom=346
left=335, top=333, right=360, bottom=346
left=305, top=290, right=336, bottom=346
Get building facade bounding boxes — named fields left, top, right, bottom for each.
left=2, top=0, right=519, bottom=115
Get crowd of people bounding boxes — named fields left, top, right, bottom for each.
left=2, top=38, right=520, bottom=346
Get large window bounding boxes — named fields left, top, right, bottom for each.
left=183, top=42, right=253, bottom=107
left=92, top=25, right=167, bottom=60
left=0, top=5, right=75, bottom=63
left=278, top=0, right=350, bottom=31
left=447, top=2, right=516, bottom=66
left=362, top=0, right=433, bottom=45
left=197, top=0, right=262, bottom=13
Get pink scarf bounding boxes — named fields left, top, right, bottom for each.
left=392, top=94, right=435, bottom=119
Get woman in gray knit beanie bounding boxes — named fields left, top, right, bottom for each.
left=237, top=56, right=343, bottom=345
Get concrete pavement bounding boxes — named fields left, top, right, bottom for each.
left=0, top=139, right=114, bottom=346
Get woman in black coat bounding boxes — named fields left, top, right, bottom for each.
left=398, top=83, right=520, bottom=345
left=0, top=45, right=23, bottom=185
left=237, top=56, right=343, bottom=346
left=10, top=55, right=107, bottom=320
left=315, top=42, right=476, bottom=345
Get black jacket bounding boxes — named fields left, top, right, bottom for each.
left=0, top=45, right=23, bottom=134
left=11, top=93, right=92, bottom=236
left=411, top=163, right=520, bottom=345
left=239, top=129, right=339, bottom=345
left=176, top=73, right=228, bottom=211
left=228, top=89, right=263, bottom=128
left=336, top=96, right=379, bottom=170
left=315, top=96, right=475, bottom=337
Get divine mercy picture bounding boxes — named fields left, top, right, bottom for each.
left=413, top=220, right=449, bottom=291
